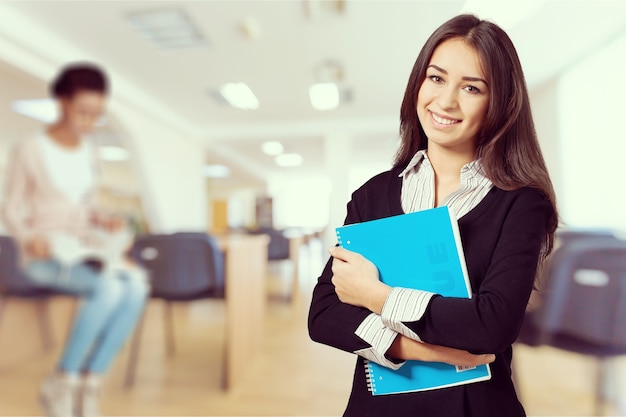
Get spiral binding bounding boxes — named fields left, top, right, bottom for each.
left=336, top=230, right=343, bottom=247
left=364, top=359, right=377, bottom=394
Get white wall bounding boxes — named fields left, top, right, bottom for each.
left=109, top=100, right=207, bottom=233
left=555, top=30, right=626, bottom=231
left=267, top=172, right=331, bottom=230
left=530, top=78, right=562, bottom=202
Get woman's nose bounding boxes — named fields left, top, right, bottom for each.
left=436, top=86, right=459, bottom=110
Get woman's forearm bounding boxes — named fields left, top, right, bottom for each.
left=386, top=334, right=495, bottom=367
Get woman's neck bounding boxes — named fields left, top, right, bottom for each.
left=426, top=146, right=475, bottom=180
left=427, top=147, right=476, bottom=207
left=47, top=123, right=81, bottom=149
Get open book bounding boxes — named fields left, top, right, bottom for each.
left=336, top=206, right=491, bottom=395
left=49, top=229, right=134, bottom=274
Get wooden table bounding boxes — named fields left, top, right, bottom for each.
left=217, top=234, right=269, bottom=389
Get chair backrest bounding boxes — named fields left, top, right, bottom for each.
left=131, top=232, right=225, bottom=300
left=249, top=227, right=290, bottom=260
left=535, top=236, right=626, bottom=349
left=0, top=235, right=25, bottom=290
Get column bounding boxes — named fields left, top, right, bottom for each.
left=324, top=133, right=353, bottom=249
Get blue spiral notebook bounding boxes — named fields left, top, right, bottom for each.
left=335, top=206, right=491, bottom=395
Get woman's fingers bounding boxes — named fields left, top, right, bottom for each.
left=329, top=246, right=355, bottom=262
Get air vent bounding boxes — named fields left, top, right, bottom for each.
left=127, top=8, right=207, bottom=49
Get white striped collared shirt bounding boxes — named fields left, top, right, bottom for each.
left=354, top=150, right=493, bottom=368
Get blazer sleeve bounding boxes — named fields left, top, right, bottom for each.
left=405, top=189, right=552, bottom=353
left=308, top=194, right=382, bottom=354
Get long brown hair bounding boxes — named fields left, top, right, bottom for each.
left=395, top=14, right=558, bottom=259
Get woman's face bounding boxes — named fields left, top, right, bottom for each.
left=59, top=90, right=106, bottom=136
left=416, top=37, right=490, bottom=155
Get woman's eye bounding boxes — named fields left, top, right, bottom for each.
left=464, top=85, right=481, bottom=94
left=428, top=75, right=444, bottom=84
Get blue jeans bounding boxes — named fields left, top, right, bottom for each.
left=25, top=260, right=149, bottom=374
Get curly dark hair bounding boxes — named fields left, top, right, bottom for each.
left=50, top=62, right=108, bottom=98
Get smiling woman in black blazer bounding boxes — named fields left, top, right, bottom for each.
left=308, top=14, right=558, bottom=417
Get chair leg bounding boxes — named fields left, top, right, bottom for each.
left=34, top=297, right=55, bottom=351
left=124, top=308, right=146, bottom=388
left=0, top=295, right=7, bottom=339
left=594, top=357, right=607, bottom=416
left=164, top=301, right=175, bottom=357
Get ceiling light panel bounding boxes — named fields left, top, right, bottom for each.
left=12, top=98, right=106, bottom=126
left=127, top=8, right=206, bottom=49
left=309, top=83, right=340, bottom=111
left=262, top=141, right=284, bottom=156
left=12, top=98, right=57, bottom=123
left=219, top=83, right=260, bottom=110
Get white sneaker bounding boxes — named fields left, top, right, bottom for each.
left=77, top=376, right=101, bottom=417
left=39, top=373, right=79, bottom=417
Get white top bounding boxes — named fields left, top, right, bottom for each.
left=38, top=133, right=96, bottom=205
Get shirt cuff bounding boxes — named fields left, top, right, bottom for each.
left=380, top=287, right=436, bottom=341
left=354, top=313, right=404, bottom=370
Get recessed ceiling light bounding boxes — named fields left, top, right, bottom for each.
left=275, top=153, right=303, bottom=167
left=261, top=141, right=284, bottom=156
left=127, top=8, right=207, bottom=49
left=309, top=82, right=340, bottom=111
left=99, top=146, right=130, bottom=161
left=219, top=83, right=259, bottom=110
left=203, top=164, right=230, bottom=178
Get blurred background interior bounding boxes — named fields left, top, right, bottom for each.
left=1, top=1, right=626, bottom=416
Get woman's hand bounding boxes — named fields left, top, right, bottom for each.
left=91, top=212, right=126, bottom=232
left=24, top=235, right=51, bottom=259
left=387, top=334, right=496, bottom=367
left=329, top=246, right=391, bottom=314
left=102, top=216, right=126, bottom=232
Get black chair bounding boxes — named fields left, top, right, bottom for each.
left=124, top=231, right=225, bottom=387
left=0, top=235, right=57, bottom=351
left=248, top=227, right=290, bottom=261
left=247, top=226, right=297, bottom=302
left=516, top=234, right=626, bottom=415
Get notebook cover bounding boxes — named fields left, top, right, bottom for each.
left=336, top=206, right=491, bottom=395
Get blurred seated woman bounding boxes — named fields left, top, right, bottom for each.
left=2, top=63, right=149, bottom=417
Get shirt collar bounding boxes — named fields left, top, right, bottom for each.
left=398, top=149, right=489, bottom=183
left=398, top=150, right=428, bottom=177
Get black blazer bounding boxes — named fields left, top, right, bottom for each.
left=308, top=167, right=553, bottom=417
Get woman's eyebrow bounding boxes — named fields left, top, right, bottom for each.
left=427, top=64, right=488, bottom=86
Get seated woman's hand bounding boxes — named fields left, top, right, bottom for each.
left=329, top=246, right=391, bottom=314
left=25, top=235, right=51, bottom=259
left=91, top=212, right=127, bottom=232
